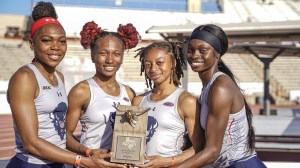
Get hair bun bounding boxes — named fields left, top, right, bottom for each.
left=117, top=23, right=140, bottom=49
left=32, top=2, right=58, bottom=21
left=80, top=21, right=102, bottom=49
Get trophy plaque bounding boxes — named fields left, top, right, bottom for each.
left=111, top=105, right=150, bottom=165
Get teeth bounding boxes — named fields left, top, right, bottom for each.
left=104, top=66, right=115, bottom=71
left=192, top=62, right=203, bottom=66
left=49, top=55, right=60, bottom=60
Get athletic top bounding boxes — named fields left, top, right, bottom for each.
left=139, top=88, right=186, bottom=157
left=14, top=64, right=68, bottom=164
left=79, top=78, right=131, bottom=150
left=199, top=72, right=255, bottom=167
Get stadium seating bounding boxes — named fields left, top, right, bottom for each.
left=0, top=39, right=32, bottom=81
left=1, top=37, right=299, bottom=104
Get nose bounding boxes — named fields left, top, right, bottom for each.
left=191, top=50, right=201, bottom=59
left=50, top=42, right=59, bottom=50
left=149, top=63, right=158, bottom=73
left=105, top=53, right=114, bottom=63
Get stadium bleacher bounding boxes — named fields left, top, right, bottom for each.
left=0, top=39, right=32, bottom=81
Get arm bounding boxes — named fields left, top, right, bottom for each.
left=175, top=92, right=205, bottom=163
left=175, top=80, right=233, bottom=168
left=8, top=68, right=91, bottom=166
left=124, top=85, right=136, bottom=102
left=66, top=81, right=90, bottom=155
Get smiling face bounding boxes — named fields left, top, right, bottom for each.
left=187, top=39, right=219, bottom=73
left=92, top=35, right=124, bottom=79
left=30, top=24, right=67, bottom=68
left=144, top=48, right=175, bottom=86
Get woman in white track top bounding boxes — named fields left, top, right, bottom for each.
left=133, top=41, right=203, bottom=168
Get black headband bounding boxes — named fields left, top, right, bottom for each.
left=189, top=30, right=222, bottom=55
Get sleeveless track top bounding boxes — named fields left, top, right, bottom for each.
left=139, top=88, right=185, bottom=157
left=199, top=72, right=255, bottom=167
left=14, top=64, right=68, bottom=164
left=79, top=78, right=131, bottom=150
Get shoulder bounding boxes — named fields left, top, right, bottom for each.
left=9, top=66, right=36, bottom=87
left=132, top=91, right=149, bottom=106
left=8, top=66, right=38, bottom=101
left=208, top=74, right=237, bottom=106
left=179, top=90, right=198, bottom=106
left=123, top=84, right=136, bottom=96
left=123, top=84, right=136, bottom=102
left=178, top=90, right=199, bottom=118
left=211, top=75, right=236, bottom=97
left=68, top=80, right=90, bottom=98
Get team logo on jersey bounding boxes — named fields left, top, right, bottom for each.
left=146, top=116, right=158, bottom=143
left=108, top=111, right=116, bottom=128
left=43, top=86, right=51, bottom=90
left=99, top=102, right=119, bottom=148
left=123, top=97, right=129, bottom=102
left=163, top=102, right=174, bottom=107
left=104, top=101, right=120, bottom=127
left=49, top=102, right=67, bottom=140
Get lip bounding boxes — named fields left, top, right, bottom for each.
left=48, top=54, right=61, bottom=61
left=149, top=73, right=161, bottom=80
left=103, top=65, right=116, bottom=72
left=189, top=60, right=204, bottom=68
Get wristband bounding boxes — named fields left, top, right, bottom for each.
left=74, top=155, right=81, bottom=167
left=86, top=148, right=91, bottom=157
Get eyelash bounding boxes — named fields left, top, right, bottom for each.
left=41, top=39, right=66, bottom=44
left=188, top=48, right=207, bottom=54
left=144, top=61, right=163, bottom=68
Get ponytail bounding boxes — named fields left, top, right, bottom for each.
left=218, top=59, right=255, bottom=152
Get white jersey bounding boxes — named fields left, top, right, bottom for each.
left=199, top=72, right=255, bottom=167
left=79, top=78, right=131, bottom=150
left=139, top=88, right=185, bottom=157
left=14, top=64, right=68, bottom=164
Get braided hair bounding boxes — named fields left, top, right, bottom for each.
left=80, top=21, right=140, bottom=52
left=134, top=41, right=186, bottom=89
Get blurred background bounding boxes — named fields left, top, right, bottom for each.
left=0, top=0, right=300, bottom=167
